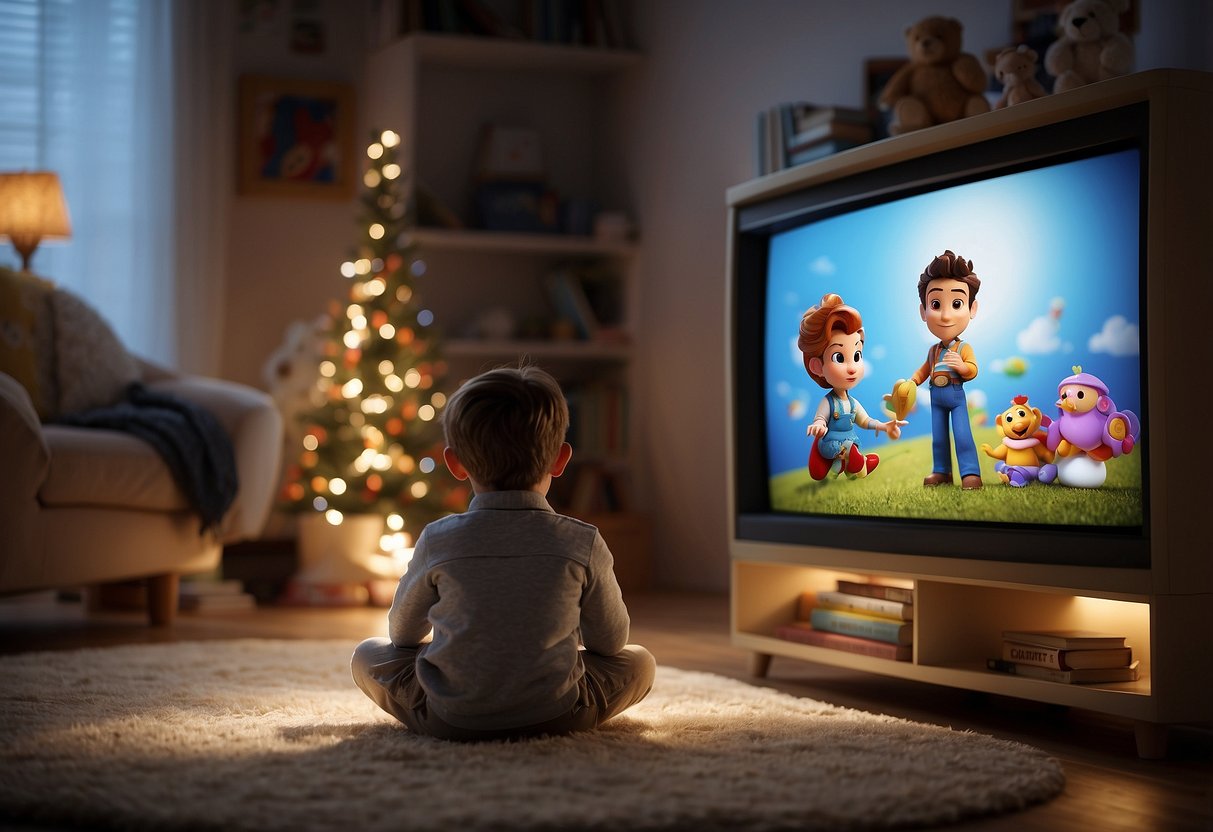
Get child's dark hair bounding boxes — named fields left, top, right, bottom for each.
left=917, top=249, right=980, bottom=307
left=441, top=365, right=568, bottom=490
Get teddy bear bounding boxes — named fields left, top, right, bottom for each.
left=878, top=16, right=990, bottom=136
left=1044, top=0, right=1133, bottom=94
left=993, top=45, right=1049, bottom=108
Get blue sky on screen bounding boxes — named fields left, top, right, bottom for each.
left=764, top=148, right=1142, bottom=476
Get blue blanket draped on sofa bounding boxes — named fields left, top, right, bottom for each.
left=56, top=383, right=239, bottom=534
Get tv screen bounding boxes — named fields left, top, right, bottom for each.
left=732, top=106, right=1150, bottom=568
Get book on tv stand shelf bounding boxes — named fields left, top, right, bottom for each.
left=812, top=589, right=913, bottom=621
left=1000, top=629, right=1126, bottom=650
left=809, top=607, right=913, bottom=646
left=834, top=580, right=913, bottom=605
left=987, top=658, right=1141, bottom=685
left=1002, top=641, right=1132, bottom=671
left=775, top=622, right=911, bottom=661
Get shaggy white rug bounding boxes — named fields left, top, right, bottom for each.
left=0, top=639, right=1063, bottom=831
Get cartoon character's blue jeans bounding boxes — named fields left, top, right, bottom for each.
left=930, top=382, right=980, bottom=478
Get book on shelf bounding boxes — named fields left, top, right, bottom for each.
left=415, top=183, right=464, bottom=229
left=1000, top=629, right=1126, bottom=650
left=987, top=658, right=1141, bottom=685
left=179, top=578, right=246, bottom=597
left=834, top=579, right=913, bottom=605
left=785, top=119, right=873, bottom=154
left=562, top=461, right=630, bottom=514
left=545, top=269, right=599, bottom=340
left=786, top=139, right=866, bottom=167
left=520, top=0, right=631, bottom=46
left=756, top=101, right=874, bottom=175
left=813, top=589, right=914, bottom=621
left=179, top=579, right=257, bottom=612
left=564, top=381, right=627, bottom=458
left=789, top=103, right=871, bottom=134
left=775, top=621, right=911, bottom=661
left=180, top=593, right=257, bottom=612
left=1001, top=641, right=1133, bottom=671
left=544, top=262, right=625, bottom=342
left=809, top=607, right=913, bottom=646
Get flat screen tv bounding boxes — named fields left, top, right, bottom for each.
left=726, top=70, right=1212, bottom=573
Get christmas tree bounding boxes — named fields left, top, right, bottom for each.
left=280, top=129, right=469, bottom=558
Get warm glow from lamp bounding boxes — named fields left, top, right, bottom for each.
left=0, top=171, right=72, bottom=272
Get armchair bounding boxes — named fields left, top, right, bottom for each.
left=0, top=272, right=282, bottom=625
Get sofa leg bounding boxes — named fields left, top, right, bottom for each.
left=147, top=573, right=179, bottom=627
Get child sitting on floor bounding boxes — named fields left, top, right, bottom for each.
left=351, top=365, right=655, bottom=741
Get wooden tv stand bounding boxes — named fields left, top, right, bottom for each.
left=731, top=551, right=1209, bottom=759
left=726, top=71, right=1213, bottom=760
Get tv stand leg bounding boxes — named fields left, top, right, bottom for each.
left=1134, top=721, right=1169, bottom=759
left=749, top=651, right=772, bottom=678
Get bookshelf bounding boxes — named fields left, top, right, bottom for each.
left=365, top=31, right=649, bottom=585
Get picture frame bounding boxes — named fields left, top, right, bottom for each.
left=237, top=75, right=356, bottom=199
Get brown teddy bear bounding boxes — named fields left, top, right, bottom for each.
left=993, top=45, right=1048, bottom=108
left=1044, top=0, right=1133, bottom=94
left=878, top=16, right=990, bottom=135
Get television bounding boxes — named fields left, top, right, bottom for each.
left=726, top=70, right=1212, bottom=575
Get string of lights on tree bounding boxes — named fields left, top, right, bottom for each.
left=280, top=129, right=469, bottom=553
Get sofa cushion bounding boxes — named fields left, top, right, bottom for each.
left=52, top=288, right=139, bottom=417
left=39, top=425, right=189, bottom=513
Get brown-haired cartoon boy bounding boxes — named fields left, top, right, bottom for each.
left=909, top=249, right=983, bottom=490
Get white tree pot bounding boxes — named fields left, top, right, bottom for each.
left=295, top=512, right=392, bottom=583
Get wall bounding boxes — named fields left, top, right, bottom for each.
left=222, top=0, right=369, bottom=390
left=618, top=0, right=1213, bottom=591
left=215, top=0, right=1211, bottom=590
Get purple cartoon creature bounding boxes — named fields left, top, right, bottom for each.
left=1040, top=365, right=1140, bottom=488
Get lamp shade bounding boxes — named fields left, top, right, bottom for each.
left=0, top=171, right=72, bottom=271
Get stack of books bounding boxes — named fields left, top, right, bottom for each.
left=178, top=578, right=257, bottom=613
left=774, top=579, right=913, bottom=661
left=755, top=103, right=874, bottom=176
left=988, top=630, right=1139, bottom=684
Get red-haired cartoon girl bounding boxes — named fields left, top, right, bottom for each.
left=797, top=294, right=904, bottom=480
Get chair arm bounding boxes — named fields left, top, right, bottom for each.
left=0, top=373, right=51, bottom=581
left=145, top=375, right=283, bottom=543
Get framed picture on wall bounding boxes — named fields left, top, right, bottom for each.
left=238, top=75, right=356, bottom=199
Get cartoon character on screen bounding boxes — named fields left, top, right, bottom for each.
left=797, top=294, right=905, bottom=480
left=981, top=395, right=1056, bottom=486
left=906, top=249, right=984, bottom=489
left=1040, top=366, right=1140, bottom=488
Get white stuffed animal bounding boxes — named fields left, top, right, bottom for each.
left=1045, top=0, right=1133, bottom=94
left=263, top=316, right=327, bottom=450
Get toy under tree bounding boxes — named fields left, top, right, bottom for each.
left=278, top=129, right=469, bottom=603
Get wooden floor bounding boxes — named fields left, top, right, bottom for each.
left=0, top=589, right=1209, bottom=831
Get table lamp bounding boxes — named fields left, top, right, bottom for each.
left=0, top=171, right=72, bottom=272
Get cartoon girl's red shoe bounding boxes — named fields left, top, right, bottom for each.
left=808, top=438, right=831, bottom=480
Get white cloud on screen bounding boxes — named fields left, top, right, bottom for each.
left=1089, top=315, right=1139, bottom=355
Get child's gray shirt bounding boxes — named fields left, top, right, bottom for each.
left=387, top=490, right=631, bottom=730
